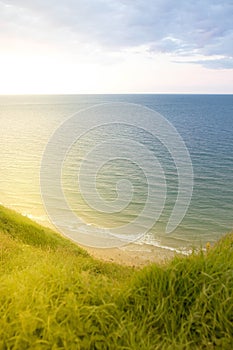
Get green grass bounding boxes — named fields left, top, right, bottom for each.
left=0, top=204, right=232, bottom=349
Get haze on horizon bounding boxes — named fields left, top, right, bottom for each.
left=0, top=0, right=232, bottom=94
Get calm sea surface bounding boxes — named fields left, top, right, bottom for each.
left=0, top=94, right=232, bottom=251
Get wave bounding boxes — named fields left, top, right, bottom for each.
left=134, top=237, right=194, bottom=255
left=22, top=212, right=48, bottom=223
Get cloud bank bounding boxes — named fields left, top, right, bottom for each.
left=1, top=0, right=233, bottom=69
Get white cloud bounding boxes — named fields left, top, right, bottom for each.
left=0, top=0, right=232, bottom=93
left=0, top=0, right=232, bottom=68
left=178, top=57, right=233, bottom=69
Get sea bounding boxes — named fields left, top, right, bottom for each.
left=0, top=94, right=232, bottom=252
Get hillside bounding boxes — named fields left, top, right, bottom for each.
left=0, top=205, right=232, bottom=349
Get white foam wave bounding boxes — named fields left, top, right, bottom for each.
left=22, top=212, right=48, bottom=222
left=134, top=237, right=193, bottom=255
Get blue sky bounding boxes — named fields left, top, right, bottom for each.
left=0, top=0, right=232, bottom=93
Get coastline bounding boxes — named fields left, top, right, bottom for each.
left=1, top=204, right=232, bottom=348
left=20, top=209, right=178, bottom=266
left=83, top=242, right=177, bottom=267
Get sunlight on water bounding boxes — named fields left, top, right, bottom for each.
left=0, top=94, right=232, bottom=250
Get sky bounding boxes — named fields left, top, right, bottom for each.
left=0, top=0, right=233, bottom=94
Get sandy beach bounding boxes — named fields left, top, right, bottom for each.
left=27, top=218, right=178, bottom=267
left=84, top=243, right=177, bottom=267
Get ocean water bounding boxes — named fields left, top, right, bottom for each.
left=0, top=94, right=232, bottom=251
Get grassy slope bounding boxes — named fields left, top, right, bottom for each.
left=0, top=205, right=232, bottom=350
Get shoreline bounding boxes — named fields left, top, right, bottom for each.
left=19, top=212, right=180, bottom=266
left=14, top=206, right=180, bottom=266
left=83, top=242, right=177, bottom=267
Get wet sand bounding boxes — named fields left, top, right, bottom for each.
left=84, top=243, right=177, bottom=267
left=30, top=217, right=178, bottom=267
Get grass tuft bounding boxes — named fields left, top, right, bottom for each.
left=0, top=205, right=232, bottom=349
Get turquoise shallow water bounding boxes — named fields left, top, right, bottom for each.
left=0, top=94, right=232, bottom=251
